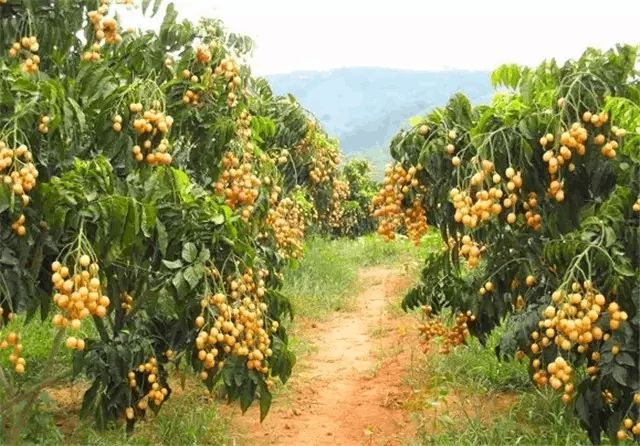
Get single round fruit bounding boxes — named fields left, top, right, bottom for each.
left=79, top=255, right=91, bottom=267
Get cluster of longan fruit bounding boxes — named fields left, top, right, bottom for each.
left=0, top=142, right=38, bottom=208
left=111, top=114, right=123, bottom=132
left=195, top=44, right=212, bottom=64
left=529, top=281, right=628, bottom=401
left=194, top=268, right=274, bottom=378
left=617, top=395, right=640, bottom=441
left=457, top=234, right=483, bottom=268
left=0, top=331, right=26, bottom=374
left=88, top=3, right=122, bottom=45
left=38, top=115, right=50, bottom=134
left=532, top=356, right=574, bottom=404
left=10, top=214, right=26, bottom=237
left=266, top=197, right=306, bottom=259
left=372, top=163, right=421, bottom=240
left=328, top=179, right=350, bottom=228
left=214, top=152, right=261, bottom=219
left=121, top=292, right=134, bottom=314
left=478, top=279, right=495, bottom=296
left=450, top=187, right=500, bottom=229
left=180, top=68, right=201, bottom=84
left=578, top=111, right=625, bottom=159
left=81, top=43, right=102, bottom=62
left=417, top=305, right=473, bottom=354
left=270, top=149, right=289, bottom=166
left=236, top=110, right=252, bottom=142
left=523, top=192, right=542, bottom=231
left=308, top=145, right=340, bottom=185
left=129, top=104, right=174, bottom=165
left=50, top=255, right=110, bottom=350
left=417, top=306, right=447, bottom=351
left=442, top=129, right=461, bottom=165
left=8, top=36, right=40, bottom=74
left=599, top=125, right=626, bottom=159
left=451, top=163, right=523, bottom=229
left=125, top=356, right=169, bottom=419
left=403, top=198, right=428, bottom=245
left=213, top=58, right=242, bottom=107
left=182, top=89, right=201, bottom=106
left=633, top=198, right=640, bottom=213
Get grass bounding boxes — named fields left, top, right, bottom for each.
left=407, top=322, right=599, bottom=446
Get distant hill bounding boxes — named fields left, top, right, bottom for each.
left=267, top=67, right=493, bottom=177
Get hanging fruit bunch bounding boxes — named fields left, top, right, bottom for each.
left=0, top=331, right=26, bottom=374
left=128, top=102, right=174, bottom=165
left=417, top=305, right=474, bottom=354
left=82, top=1, right=122, bottom=61
left=194, top=267, right=274, bottom=380
left=120, top=292, right=134, bottom=314
left=50, top=235, right=110, bottom=351
left=37, top=115, right=50, bottom=134
left=308, top=144, right=340, bottom=185
left=529, top=280, right=627, bottom=404
left=328, top=178, right=350, bottom=228
left=372, top=163, right=424, bottom=241
left=403, top=198, right=428, bottom=245
left=213, top=57, right=242, bottom=108
left=213, top=152, right=261, bottom=220
left=236, top=109, right=252, bottom=142
left=450, top=161, right=524, bottom=229
left=0, top=141, right=38, bottom=213
left=266, top=197, right=306, bottom=259
left=123, top=357, right=170, bottom=422
left=8, top=36, right=40, bottom=73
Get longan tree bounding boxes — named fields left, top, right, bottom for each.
left=0, top=0, right=344, bottom=440
left=375, top=45, right=640, bottom=443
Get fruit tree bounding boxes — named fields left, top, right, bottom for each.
left=0, top=0, right=346, bottom=439
left=374, top=45, right=640, bottom=443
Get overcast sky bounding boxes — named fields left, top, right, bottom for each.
left=119, top=0, right=640, bottom=75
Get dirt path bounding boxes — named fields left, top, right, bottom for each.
left=229, top=266, right=420, bottom=446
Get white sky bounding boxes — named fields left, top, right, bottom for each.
left=119, top=0, right=640, bottom=75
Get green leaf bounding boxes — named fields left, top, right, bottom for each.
left=240, top=381, right=256, bottom=413
left=80, top=381, right=100, bottom=418
left=157, top=220, right=168, bottom=256
left=120, top=200, right=140, bottom=251
left=198, top=248, right=211, bottom=263
left=615, top=352, right=635, bottom=367
left=612, top=364, right=629, bottom=386
left=161, top=259, right=183, bottom=270
left=181, top=242, right=198, bottom=263
left=142, top=203, right=157, bottom=238
left=259, top=387, right=272, bottom=422
left=66, top=97, right=86, bottom=132
left=183, top=265, right=202, bottom=289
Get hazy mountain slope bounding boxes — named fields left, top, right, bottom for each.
left=267, top=68, right=493, bottom=175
